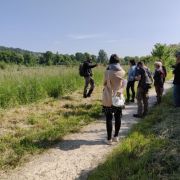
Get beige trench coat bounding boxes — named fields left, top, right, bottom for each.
left=102, top=69, right=125, bottom=107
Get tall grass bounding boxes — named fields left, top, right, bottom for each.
left=0, top=66, right=105, bottom=108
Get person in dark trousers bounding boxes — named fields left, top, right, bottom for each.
left=102, top=54, right=125, bottom=145
left=133, top=61, right=152, bottom=118
left=159, top=60, right=167, bottom=84
left=126, top=59, right=136, bottom=103
left=173, top=51, right=180, bottom=107
left=153, top=61, right=165, bottom=104
left=83, top=57, right=97, bottom=98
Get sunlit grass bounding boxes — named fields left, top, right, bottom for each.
left=88, top=90, right=180, bottom=179
left=0, top=66, right=105, bottom=108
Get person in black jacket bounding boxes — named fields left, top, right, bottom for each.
left=159, top=60, right=167, bottom=84
left=153, top=62, right=165, bottom=104
left=83, top=57, right=97, bottom=98
left=173, top=51, right=180, bottom=107
left=133, top=61, right=153, bottom=118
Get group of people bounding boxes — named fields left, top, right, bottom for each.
left=80, top=52, right=180, bottom=145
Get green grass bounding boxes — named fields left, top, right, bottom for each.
left=0, top=66, right=105, bottom=108
left=88, top=90, right=180, bottom=180
left=0, top=102, right=102, bottom=169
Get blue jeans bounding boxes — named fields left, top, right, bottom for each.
left=173, top=85, right=180, bottom=107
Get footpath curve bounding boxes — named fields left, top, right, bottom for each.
left=0, top=81, right=173, bottom=180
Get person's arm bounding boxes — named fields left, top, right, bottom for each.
left=103, top=71, right=108, bottom=86
left=135, top=75, right=141, bottom=81
left=87, top=63, right=97, bottom=68
left=135, top=69, right=141, bottom=81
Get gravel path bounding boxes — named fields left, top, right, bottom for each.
left=0, top=81, right=173, bottom=180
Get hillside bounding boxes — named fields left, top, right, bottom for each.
left=0, top=46, right=41, bottom=57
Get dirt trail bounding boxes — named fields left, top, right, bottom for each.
left=0, top=81, right=173, bottom=180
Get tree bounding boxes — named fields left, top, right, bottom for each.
left=75, top=52, right=85, bottom=62
left=151, top=43, right=172, bottom=66
left=97, top=49, right=108, bottom=64
left=91, top=55, right=97, bottom=63
left=12, top=53, right=24, bottom=64
left=23, top=53, right=37, bottom=66
left=43, top=51, right=54, bottom=65
left=151, top=43, right=167, bottom=59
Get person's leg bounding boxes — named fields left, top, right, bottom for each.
left=158, top=86, right=164, bottom=104
left=105, top=112, right=113, bottom=140
left=155, top=85, right=160, bottom=104
left=114, top=109, right=122, bottom=137
left=143, top=90, right=149, bottom=116
left=174, top=85, right=180, bottom=107
left=126, top=81, right=131, bottom=102
left=130, top=81, right=135, bottom=102
left=83, top=76, right=90, bottom=98
left=137, top=88, right=143, bottom=116
left=87, top=77, right=95, bottom=97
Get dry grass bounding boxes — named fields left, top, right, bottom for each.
left=0, top=84, right=103, bottom=170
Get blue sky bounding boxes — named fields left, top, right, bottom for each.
left=0, top=0, right=180, bottom=57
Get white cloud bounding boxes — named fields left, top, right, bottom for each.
left=67, top=33, right=105, bottom=40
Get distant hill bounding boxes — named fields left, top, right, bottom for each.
left=0, top=46, right=42, bottom=57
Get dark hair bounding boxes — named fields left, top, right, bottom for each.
left=130, top=59, right=136, bottom=66
left=109, top=54, right=120, bottom=64
left=137, top=61, right=144, bottom=67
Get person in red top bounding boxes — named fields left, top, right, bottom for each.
left=153, top=61, right=165, bottom=104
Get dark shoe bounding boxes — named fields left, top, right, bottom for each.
left=87, top=89, right=93, bottom=98
left=83, top=94, right=87, bottom=98
left=130, top=99, right=135, bottom=103
left=133, top=114, right=143, bottom=118
left=86, top=94, right=91, bottom=97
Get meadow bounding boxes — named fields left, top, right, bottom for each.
left=0, top=65, right=106, bottom=169
left=0, top=64, right=173, bottom=170
left=0, top=65, right=105, bottom=108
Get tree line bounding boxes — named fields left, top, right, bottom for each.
left=0, top=43, right=180, bottom=67
left=0, top=47, right=109, bottom=66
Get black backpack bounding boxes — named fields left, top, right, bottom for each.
left=79, top=63, right=85, bottom=76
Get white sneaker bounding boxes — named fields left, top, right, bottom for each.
left=106, top=139, right=112, bottom=145
left=112, top=137, right=119, bottom=142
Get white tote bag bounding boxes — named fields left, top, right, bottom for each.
left=106, top=70, right=125, bottom=107
left=112, top=92, right=125, bottom=107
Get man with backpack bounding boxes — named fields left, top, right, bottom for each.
left=133, top=61, right=153, bottom=118
left=79, top=56, right=97, bottom=98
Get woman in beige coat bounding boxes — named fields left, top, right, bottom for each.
left=102, top=54, right=125, bottom=145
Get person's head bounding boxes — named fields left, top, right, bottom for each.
left=109, top=54, right=120, bottom=64
left=137, top=61, right=144, bottom=68
left=175, top=51, right=180, bottom=63
left=87, top=55, right=92, bottom=62
left=129, top=59, right=136, bottom=66
left=159, top=59, right=164, bottom=65
left=154, top=61, right=162, bottom=69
